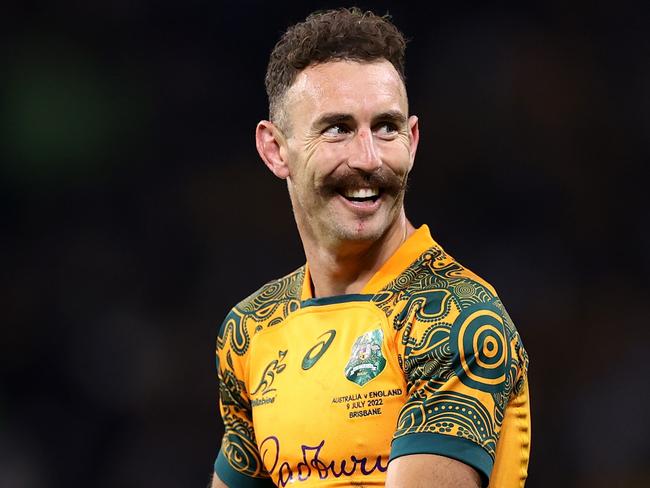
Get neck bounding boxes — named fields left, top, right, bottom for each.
left=301, top=214, right=415, bottom=298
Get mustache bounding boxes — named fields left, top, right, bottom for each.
left=321, top=167, right=407, bottom=194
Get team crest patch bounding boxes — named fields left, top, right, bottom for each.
left=344, top=329, right=386, bottom=386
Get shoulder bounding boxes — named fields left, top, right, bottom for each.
left=408, top=242, right=499, bottom=302
left=376, top=242, right=502, bottom=320
left=225, top=266, right=304, bottom=315
left=217, top=266, right=305, bottom=355
left=377, top=241, right=528, bottom=388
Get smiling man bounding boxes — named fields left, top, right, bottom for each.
left=212, top=8, right=530, bottom=488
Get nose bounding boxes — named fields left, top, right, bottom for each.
left=347, top=128, right=382, bottom=172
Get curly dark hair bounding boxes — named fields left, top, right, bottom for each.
left=265, top=7, right=407, bottom=125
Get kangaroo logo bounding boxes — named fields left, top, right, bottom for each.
left=252, top=349, right=287, bottom=396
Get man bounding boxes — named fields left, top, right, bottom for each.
left=212, top=8, right=530, bottom=488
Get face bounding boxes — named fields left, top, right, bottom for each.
left=263, top=60, right=419, bottom=246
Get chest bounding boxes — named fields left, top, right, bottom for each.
left=247, top=301, right=407, bottom=486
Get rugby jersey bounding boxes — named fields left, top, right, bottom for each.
left=214, top=225, right=530, bottom=487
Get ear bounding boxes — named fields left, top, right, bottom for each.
left=256, top=120, right=290, bottom=179
left=407, top=115, right=420, bottom=168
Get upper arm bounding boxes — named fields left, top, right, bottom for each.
left=385, top=453, right=480, bottom=488
left=391, top=294, right=529, bottom=487
left=213, top=309, right=275, bottom=487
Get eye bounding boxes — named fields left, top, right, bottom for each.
left=374, top=122, right=399, bottom=138
left=322, top=124, right=351, bottom=137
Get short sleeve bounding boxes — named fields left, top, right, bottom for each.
left=214, top=309, right=275, bottom=487
left=391, top=295, right=528, bottom=487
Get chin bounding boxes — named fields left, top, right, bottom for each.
left=327, top=218, right=388, bottom=243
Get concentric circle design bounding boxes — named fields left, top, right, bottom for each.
left=223, top=430, right=265, bottom=477
left=394, top=272, right=412, bottom=288
left=452, top=307, right=509, bottom=393
left=455, top=282, right=476, bottom=298
left=258, top=280, right=284, bottom=301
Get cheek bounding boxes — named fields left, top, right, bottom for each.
left=305, top=144, right=343, bottom=178
left=378, top=140, right=413, bottom=172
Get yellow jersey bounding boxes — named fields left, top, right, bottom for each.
left=214, top=225, right=530, bottom=487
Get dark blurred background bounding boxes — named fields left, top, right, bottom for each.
left=2, top=1, right=649, bottom=487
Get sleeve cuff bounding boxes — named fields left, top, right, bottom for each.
left=390, top=433, right=493, bottom=487
left=214, top=450, right=276, bottom=488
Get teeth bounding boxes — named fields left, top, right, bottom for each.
left=343, top=188, right=379, bottom=198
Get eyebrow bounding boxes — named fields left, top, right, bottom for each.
left=312, top=112, right=355, bottom=129
left=312, top=110, right=407, bottom=129
left=374, top=110, right=407, bottom=125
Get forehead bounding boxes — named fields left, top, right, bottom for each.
left=283, top=60, right=408, bottom=124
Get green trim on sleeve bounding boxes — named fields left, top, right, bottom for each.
left=214, top=450, right=276, bottom=488
left=390, top=433, right=493, bottom=488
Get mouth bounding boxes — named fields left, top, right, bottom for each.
left=338, top=187, right=381, bottom=204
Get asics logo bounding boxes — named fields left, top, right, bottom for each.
left=301, top=330, right=336, bottom=370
